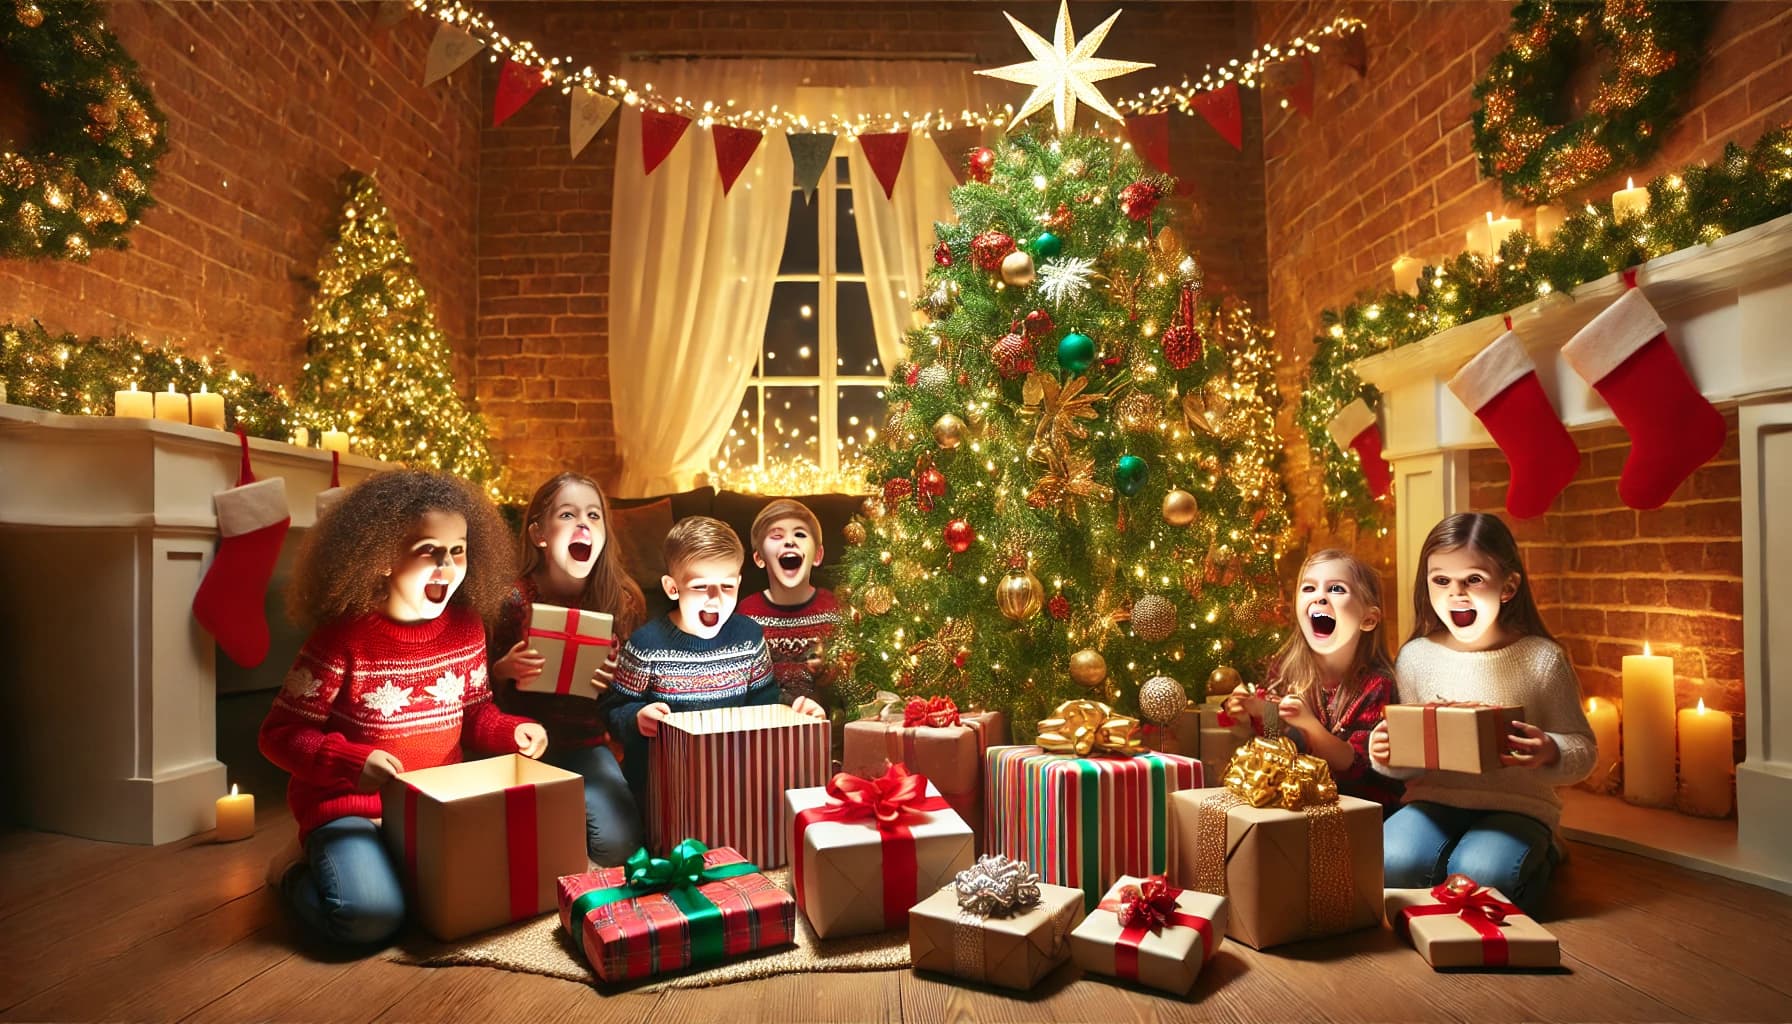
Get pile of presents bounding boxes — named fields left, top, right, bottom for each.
left=380, top=680, right=1559, bottom=994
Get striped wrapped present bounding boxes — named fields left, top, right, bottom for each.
left=984, top=745, right=1202, bottom=911
left=647, top=704, right=830, bottom=868
left=558, top=840, right=795, bottom=982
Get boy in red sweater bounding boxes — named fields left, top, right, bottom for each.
left=737, top=499, right=840, bottom=710
left=260, top=471, right=546, bottom=947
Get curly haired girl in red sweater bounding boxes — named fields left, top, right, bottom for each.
left=260, top=470, right=546, bottom=947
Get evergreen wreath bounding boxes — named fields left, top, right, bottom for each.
left=0, top=0, right=166, bottom=260
left=1471, top=0, right=1708, bottom=204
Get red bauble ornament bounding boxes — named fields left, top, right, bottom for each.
left=1119, top=181, right=1162, bottom=222
left=1023, top=309, right=1055, bottom=338
left=933, top=241, right=953, bottom=267
left=917, top=465, right=947, bottom=511
left=1048, top=594, right=1070, bottom=620
left=904, top=363, right=921, bottom=386
left=1162, top=283, right=1203, bottom=370
left=967, top=147, right=997, bottom=183
left=944, top=519, right=975, bottom=553
left=884, top=477, right=912, bottom=508
left=1044, top=202, right=1073, bottom=230
left=991, top=324, right=1035, bottom=379
left=972, top=229, right=1015, bottom=271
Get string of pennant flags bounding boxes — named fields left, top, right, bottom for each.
left=397, top=0, right=1367, bottom=198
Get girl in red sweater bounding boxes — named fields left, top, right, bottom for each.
left=260, top=470, right=546, bottom=947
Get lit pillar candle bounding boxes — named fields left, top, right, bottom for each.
left=1612, top=176, right=1650, bottom=223
left=292, top=425, right=310, bottom=447
left=320, top=429, right=349, bottom=454
left=1621, top=643, right=1676, bottom=807
left=114, top=384, right=153, bottom=419
left=189, top=385, right=226, bottom=429
left=215, top=784, right=254, bottom=841
left=1534, top=204, right=1565, bottom=246
left=1585, top=697, right=1620, bottom=793
left=1677, top=698, right=1733, bottom=817
left=1465, top=215, right=1490, bottom=260
left=153, top=384, right=189, bottom=423
left=1391, top=255, right=1423, bottom=296
left=1486, top=213, right=1521, bottom=262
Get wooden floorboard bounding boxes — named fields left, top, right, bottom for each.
left=3, top=811, right=1789, bottom=1023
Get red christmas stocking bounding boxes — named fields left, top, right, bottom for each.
left=1447, top=329, right=1580, bottom=518
left=1327, top=397, right=1392, bottom=499
left=1561, top=287, right=1724, bottom=510
left=194, top=432, right=290, bottom=667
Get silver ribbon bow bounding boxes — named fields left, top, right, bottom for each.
left=952, top=855, right=1045, bottom=980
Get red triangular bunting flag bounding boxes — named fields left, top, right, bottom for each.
left=930, top=125, right=984, bottom=184
left=492, top=59, right=546, bottom=127
left=1336, top=30, right=1367, bottom=78
left=858, top=131, right=910, bottom=200
left=641, top=110, right=693, bottom=175
left=1288, top=55, right=1316, bottom=117
left=713, top=125, right=763, bottom=195
left=1125, top=112, right=1172, bottom=174
left=1191, top=82, right=1243, bottom=150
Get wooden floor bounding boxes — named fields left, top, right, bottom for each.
left=4, top=806, right=1792, bottom=1024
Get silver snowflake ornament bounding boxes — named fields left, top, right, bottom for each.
left=1037, top=255, right=1096, bottom=305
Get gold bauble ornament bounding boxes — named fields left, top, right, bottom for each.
left=1139, top=675, right=1188, bottom=724
left=1161, top=489, right=1199, bottom=527
left=862, top=584, right=895, bottom=615
left=1000, top=250, right=1036, bottom=286
left=1208, top=665, right=1243, bottom=694
left=1068, top=648, right=1108, bottom=687
left=996, top=569, right=1045, bottom=621
left=932, top=413, right=966, bottom=449
left=1130, top=594, right=1178, bottom=642
left=843, top=521, right=867, bottom=545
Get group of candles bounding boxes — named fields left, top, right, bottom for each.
left=113, top=384, right=349, bottom=452
left=1588, top=643, right=1735, bottom=818
left=1390, top=177, right=1655, bottom=295
left=291, top=425, right=352, bottom=453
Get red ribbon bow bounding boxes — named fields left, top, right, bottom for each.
left=1095, top=875, right=1215, bottom=981
left=1400, top=873, right=1518, bottom=966
left=903, top=695, right=961, bottom=728
left=792, top=765, right=949, bottom=929
left=1117, top=876, right=1181, bottom=931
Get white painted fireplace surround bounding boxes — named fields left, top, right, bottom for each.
left=1349, top=213, right=1792, bottom=892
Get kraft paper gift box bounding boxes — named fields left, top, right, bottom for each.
left=1138, top=704, right=1201, bottom=757
left=984, top=745, right=1202, bottom=912
left=909, top=872, right=1085, bottom=990
left=785, top=771, right=975, bottom=938
left=1385, top=703, right=1524, bottom=774
left=522, top=603, right=614, bottom=699
left=381, top=754, right=587, bottom=941
left=558, top=841, right=796, bottom=982
left=646, top=704, right=830, bottom=869
left=1198, top=727, right=1247, bottom=785
left=1386, top=879, right=1560, bottom=969
left=1170, top=787, right=1383, bottom=949
left=841, top=705, right=1007, bottom=847
left=1069, top=875, right=1227, bottom=995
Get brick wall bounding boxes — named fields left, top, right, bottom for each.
left=473, top=1, right=1269, bottom=492
left=0, top=2, right=481, bottom=386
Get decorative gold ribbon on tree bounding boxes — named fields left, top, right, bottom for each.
left=1036, top=699, right=1142, bottom=757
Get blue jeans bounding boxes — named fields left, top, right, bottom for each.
left=1383, top=801, right=1559, bottom=917
left=282, top=816, right=406, bottom=947
left=544, top=742, right=644, bottom=866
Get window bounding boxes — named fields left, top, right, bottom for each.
left=714, top=152, right=884, bottom=494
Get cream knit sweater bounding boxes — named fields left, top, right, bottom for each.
left=1374, top=634, right=1596, bottom=829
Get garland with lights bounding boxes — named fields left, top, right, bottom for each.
left=0, top=0, right=166, bottom=260
left=1302, top=123, right=1792, bottom=525
left=0, top=320, right=292, bottom=436
left=408, top=0, right=1360, bottom=136
left=1472, top=0, right=1708, bottom=204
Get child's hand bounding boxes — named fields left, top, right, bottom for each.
left=514, top=722, right=548, bottom=758
left=1221, top=685, right=1252, bottom=721
left=636, top=702, right=673, bottom=737
left=588, top=652, right=618, bottom=695
left=494, top=640, right=545, bottom=685
left=1368, top=721, right=1392, bottom=766
left=1500, top=720, right=1560, bottom=768
left=791, top=695, right=827, bottom=719
left=1277, top=694, right=1321, bottom=735
left=358, top=749, right=405, bottom=792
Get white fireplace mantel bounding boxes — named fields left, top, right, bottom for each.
left=1347, top=212, right=1792, bottom=892
left=0, top=405, right=383, bottom=844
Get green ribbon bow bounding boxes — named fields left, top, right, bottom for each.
left=568, top=839, right=760, bottom=967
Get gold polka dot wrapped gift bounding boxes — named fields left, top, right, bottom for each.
left=1169, top=736, right=1386, bottom=949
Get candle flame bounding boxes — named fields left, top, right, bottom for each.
left=1588, top=698, right=1597, bottom=712
left=166, top=383, right=177, bottom=394
left=1485, top=211, right=1494, bottom=225
left=1696, top=698, right=1707, bottom=713
left=1627, top=176, right=1635, bottom=189
left=230, top=783, right=239, bottom=796
left=199, top=383, right=208, bottom=394
left=1643, top=641, right=1652, bottom=657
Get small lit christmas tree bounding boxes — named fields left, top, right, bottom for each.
left=293, top=173, right=496, bottom=487
left=833, top=130, right=1294, bottom=733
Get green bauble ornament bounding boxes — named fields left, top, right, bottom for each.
left=1032, top=231, right=1063, bottom=259
left=1115, top=454, right=1148, bottom=496
left=1058, top=332, right=1095, bottom=374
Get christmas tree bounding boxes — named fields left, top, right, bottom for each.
left=293, top=173, right=497, bottom=488
left=833, top=131, right=1293, bottom=734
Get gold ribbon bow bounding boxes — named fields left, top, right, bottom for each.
left=1037, top=699, right=1142, bottom=757
left=1221, top=736, right=1339, bottom=809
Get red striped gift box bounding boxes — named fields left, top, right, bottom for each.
left=647, top=705, right=831, bottom=868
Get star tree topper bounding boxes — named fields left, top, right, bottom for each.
left=977, top=0, right=1155, bottom=134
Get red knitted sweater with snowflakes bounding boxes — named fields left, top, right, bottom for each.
left=258, top=607, right=533, bottom=839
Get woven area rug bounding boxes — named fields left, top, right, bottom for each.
left=384, top=869, right=911, bottom=992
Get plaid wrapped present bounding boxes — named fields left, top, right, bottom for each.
left=557, top=839, right=795, bottom=982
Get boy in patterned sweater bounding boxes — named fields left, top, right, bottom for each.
left=738, top=499, right=841, bottom=709
left=605, top=515, right=827, bottom=802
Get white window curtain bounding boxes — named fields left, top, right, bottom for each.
left=609, top=58, right=989, bottom=496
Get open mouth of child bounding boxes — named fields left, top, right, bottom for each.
left=424, top=580, right=450, bottom=604
left=698, top=610, right=720, bottom=628
left=1307, top=608, right=1336, bottom=639
left=777, top=552, right=805, bottom=573
left=1450, top=608, right=1477, bottom=628
left=568, top=541, right=592, bottom=562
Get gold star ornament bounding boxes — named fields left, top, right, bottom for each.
left=977, top=0, right=1156, bottom=134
